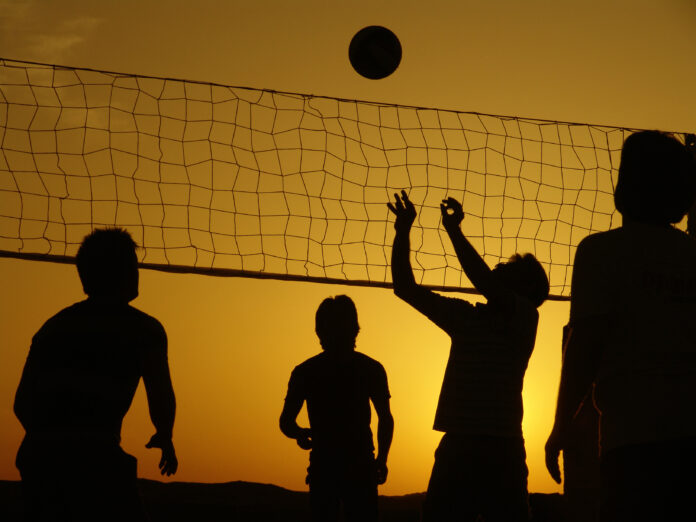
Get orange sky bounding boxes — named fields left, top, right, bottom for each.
left=1, top=0, right=696, bottom=496
left=0, top=256, right=569, bottom=495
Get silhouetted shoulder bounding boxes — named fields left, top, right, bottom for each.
left=352, top=351, right=388, bottom=372
left=411, top=293, right=477, bottom=335
left=123, top=304, right=167, bottom=340
left=36, top=299, right=162, bottom=330
left=30, top=301, right=90, bottom=347
left=30, top=299, right=166, bottom=362
left=292, top=352, right=326, bottom=373
left=290, top=351, right=390, bottom=400
left=578, top=223, right=696, bottom=253
left=574, top=224, right=696, bottom=272
left=572, top=223, right=696, bottom=323
left=293, top=351, right=384, bottom=373
left=353, top=352, right=391, bottom=399
left=33, top=300, right=84, bottom=330
left=572, top=228, right=619, bottom=264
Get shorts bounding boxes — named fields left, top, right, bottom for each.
left=600, top=436, right=696, bottom=522
left=16, top=437, right=147, bottom=522
left=422, top=433, right=530, bottom=522
left=306, top=450, right=378, bottom=522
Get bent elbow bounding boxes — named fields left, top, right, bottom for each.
left=393, top=282, right=417, bottom=303
left=392, top=278, right=408, bottom=296
left=279, top=414, right=293, bottom=437
left=392, top=285, right=402, bottom=298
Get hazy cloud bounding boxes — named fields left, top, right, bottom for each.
left=0, top=1, right=102, bottom=64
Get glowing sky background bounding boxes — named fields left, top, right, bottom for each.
left=1, top=0, right=696, bottom=495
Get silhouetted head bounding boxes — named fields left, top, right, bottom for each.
left=315, top=295, right=360, bottom=352
left=492, top=253, right=549, bottom=308
left=76, top=228, right=139, bottom=302
left=614, top=130, right=696, bottom=225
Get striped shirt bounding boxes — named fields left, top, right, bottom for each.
left=419, top=294, right=538, bottom=437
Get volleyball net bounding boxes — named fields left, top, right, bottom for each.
left=2, top=58, right=682, bottom=298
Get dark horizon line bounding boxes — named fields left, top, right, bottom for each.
left=0, top=477, right=560, bottom=498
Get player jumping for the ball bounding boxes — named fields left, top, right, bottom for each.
left=387, top=191, right=549, bottom=522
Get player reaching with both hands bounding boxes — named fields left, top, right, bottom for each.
left=388, top=191, right=549, bottom=522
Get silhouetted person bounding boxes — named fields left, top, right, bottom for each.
left=280, top=295, right=394, bottom=522
left=14, top=228, right=178, bottom=522
left=545, top=130, right=696, bottom=522
left=388, top=192, right=549, bottom=522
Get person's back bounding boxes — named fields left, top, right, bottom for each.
left=545, top=130, right=696, bottom=522
left=572, top=222, right=696, bottom=451
left=14, top=228, right=177, bottom=522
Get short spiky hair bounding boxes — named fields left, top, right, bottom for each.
left=315, top=295, right=360, bottom=349
left=614, top=130, right=696, bottom=225
left=76, top=228, right=138, bottom=296
left=505, top=253, right=550, bottom=308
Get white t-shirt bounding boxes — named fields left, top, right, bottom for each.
left=570, top=222, right=696, bottom=451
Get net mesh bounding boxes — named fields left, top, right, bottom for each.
left=1, top=58, right=677, bottom=298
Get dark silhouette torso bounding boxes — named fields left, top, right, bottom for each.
left=15, top=297, right=167, bottom=522
left=21, top=298, right=166, bottom=441
left=287, top=351, right=389, bottom=457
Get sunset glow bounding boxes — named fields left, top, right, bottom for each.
left=2, top=0, right=696, bottom=497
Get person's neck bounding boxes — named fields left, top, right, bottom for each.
left=622, top=216, right=671, bottom=229
left=87, top=294, right=130, bottom=306
left=323, top=344, right=355, bottom=357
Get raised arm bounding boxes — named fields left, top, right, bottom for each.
left=440, top=197, right=511, bottom=306
left=142, top=326, right=178, bottom=476
left=387, top=191, right=471, bottom=331
left=372, top=395, right=394, bottom=485
left=387, top=190, right=418, bottom=299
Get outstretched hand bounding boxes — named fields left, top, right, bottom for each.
left=440, top=197, right=464, bottom=230
left=544, top=429, right=564, bottom=485
left=387, top=190, right=416, bottom=232
left=146, top=432, right=178, bottom=476
left=296, top=428, right=313, bottom=450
